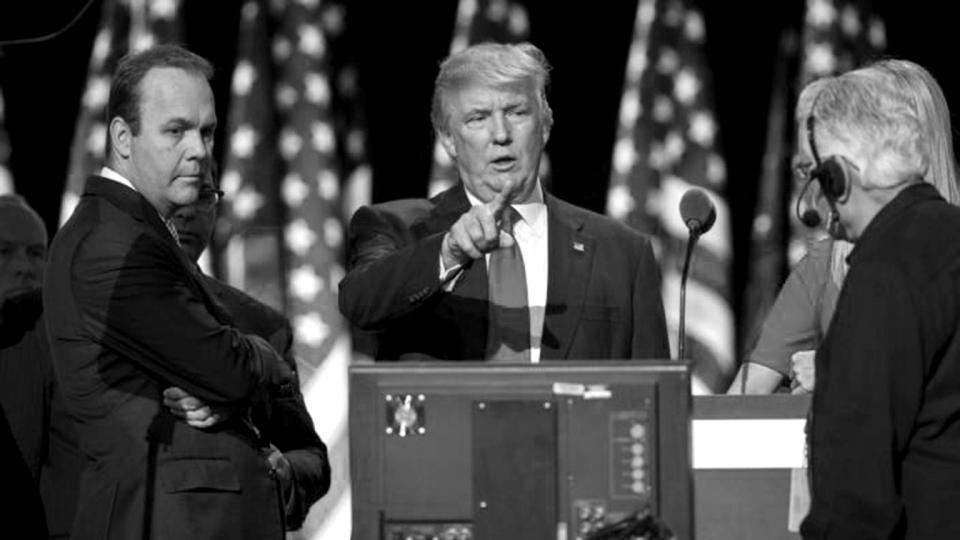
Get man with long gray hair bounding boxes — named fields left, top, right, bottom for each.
left=797, top=65, right=960, bottom=539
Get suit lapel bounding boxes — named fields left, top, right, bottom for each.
left=541, top=195, right=594, bottom=360
left=85, top=176, right=184, bottom=260
left=417, top=185, right=489, bottom=358
left=85, top=176, right=236, bottom=326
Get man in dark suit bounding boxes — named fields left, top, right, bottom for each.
left=339, top=42, right=669, bottom=362
left=0, top=195, right=83, bottom=538
left=43, top=45, right=298, bottom=539
left=165, top=170, right=330, bottom=529
left=797, top=66, right=960, bottom=539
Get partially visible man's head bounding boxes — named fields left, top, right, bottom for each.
left=106, top=45, right=217, bottom=218
left=855, top=59, right=960, bottom=205
left=432, top=42, right=553, bottom=204
left=795, top=69, right=929, bottom=239
left=170, top=165, right=222, bottom=263
left=0, top=194, right=47, bottom=303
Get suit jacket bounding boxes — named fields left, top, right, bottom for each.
left=0, top=404, right=47, bottom=539
left=202, top=275, right=330, bottom=529
left=801, top=183, right=960, bottom=539
left=0, top=290, right=83, bottom=539
left=339, top=184, right=670, bottom=360
left=43, top=176, right=291, bottom=540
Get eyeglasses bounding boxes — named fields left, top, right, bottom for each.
left=196, top=189, right=224, bottom=209
left=792, top=160, right=814, bottom=184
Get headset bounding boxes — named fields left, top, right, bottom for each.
left=806, top=113, right=850, bottom=205
left=794, top=93, right=851, bottom=231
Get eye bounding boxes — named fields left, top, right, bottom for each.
left=465, top=112, right=488, bottom=127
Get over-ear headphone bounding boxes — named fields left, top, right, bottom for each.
left=806, top=112, right=848, bottom=204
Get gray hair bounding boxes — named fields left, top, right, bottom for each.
left=431, top=42, right=553, bottom=135
left=855, top=59, right=960, bottom=204
left=0, top=193, right=48, bottom=240
left=797, top=70, right=929, bottom=191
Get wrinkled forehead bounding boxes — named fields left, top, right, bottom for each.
left=0, top=206, right=47, bottom=246
left=138, top=67, right=216, bottom=120
left=448, top=78, right=537, bottom=111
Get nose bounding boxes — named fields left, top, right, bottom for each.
left=184, top=130, right=211, bottom=164
left=9, top=248, right=38, bottom=279
left=491, top=113, right=512, bottom=145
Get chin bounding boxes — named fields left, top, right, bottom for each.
left=169, top=187, right=200, bottom=206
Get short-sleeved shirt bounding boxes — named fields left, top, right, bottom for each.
left=748, top=238, right=841, bottom=377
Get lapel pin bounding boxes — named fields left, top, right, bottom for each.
left=573, top=241, right=584, bottom=252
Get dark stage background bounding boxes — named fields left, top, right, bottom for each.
left=0, top=0, right=949, bottom=359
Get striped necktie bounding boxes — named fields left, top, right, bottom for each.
left=486, top=207, right=530, bottom=362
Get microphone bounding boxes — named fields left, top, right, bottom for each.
left=677, top=188, right=716, bottom=361
left=679, top=188, right=717, bottom=238
left=799, top=209, right=822, bottom=228
left=795, top=176, right=823, bottom=228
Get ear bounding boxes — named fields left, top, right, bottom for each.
left=438, top=130, right=457, bottom=160
left=109, top=116, right=133, bottom=159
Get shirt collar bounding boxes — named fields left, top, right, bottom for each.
left=464, top=180, right=547, bottom=236
left=100, top=167, right=181, bottom=246
left=100, top=167, right=137, bottom=192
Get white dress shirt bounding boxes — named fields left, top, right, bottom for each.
left=442, top=182, right=549, bottom=363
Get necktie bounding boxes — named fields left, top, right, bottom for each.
left=486, top=207, right=530, bottom=362
left=162, top=217, right=182, bottom=247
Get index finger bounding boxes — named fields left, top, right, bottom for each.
left=486, top=180, right=516, bottom=220
left=163, top=386, right=188, bottom=399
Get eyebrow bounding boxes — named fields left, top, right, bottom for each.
left=163, top=116, right=217, bottom=131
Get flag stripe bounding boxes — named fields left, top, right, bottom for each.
left=607, top=0, right=734, bottom=393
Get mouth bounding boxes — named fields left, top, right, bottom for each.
left=177, top=231, right=201, bottom=245
left=4, top=285, right=38, bottom=298
left=490, top=156, right=517, bottom=171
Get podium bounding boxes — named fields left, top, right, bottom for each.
left=349, top=363, right=810, bottom=540
left=692, top=394, right=809, bottom=540
left=349, top=361, right=693, bottom=540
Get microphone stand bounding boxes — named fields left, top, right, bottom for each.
left=678, top=228, right=701, bottom=362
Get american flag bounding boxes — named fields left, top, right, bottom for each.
left=0, top=89, right=12, bottom=194
left=605, top=0, right=733, bottom=394
left=322, top=0, right=372, bottom=232
left=216, top=0, right=351, bottom=537
left=740, top=28, right=800, bottom=356
left=61, top=0, right=184, bottom=224
left=427, top=0, right=543, bottom=197
left=743, top=0, right=884, bottom=347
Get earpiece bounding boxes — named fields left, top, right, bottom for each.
left=806, top=113, right=847, bottom=204
left=811, top=157, right=847, bottom=203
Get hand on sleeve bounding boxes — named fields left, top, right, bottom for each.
left=790, top=350, right=816, bottom=394
left=163, top=386, right=234, bottom=429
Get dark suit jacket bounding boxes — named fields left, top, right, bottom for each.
left=0, top=290, right=83, bottom=539
left=339, top=184, right=670, bottom=360
left=202, top=275, right=330, bottom=529
left=801, top=183, right=960, bottom=540
left=0, top=404, right=47, bottom=539
left=43, top=176, right=291, bottom=540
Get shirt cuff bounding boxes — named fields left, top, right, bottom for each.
left=439, top=255, right=465, bottom=292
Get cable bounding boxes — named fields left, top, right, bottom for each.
left=0, top=0, right=98, bottom=47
